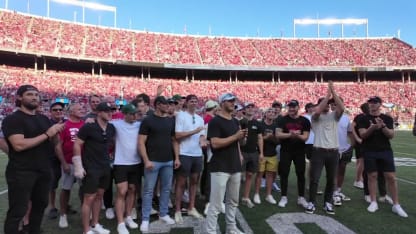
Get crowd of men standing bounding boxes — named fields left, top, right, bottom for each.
left=0, top=81, right=409, bottom=234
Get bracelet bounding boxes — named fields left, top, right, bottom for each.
left=44, top=132, right=50, bottom=140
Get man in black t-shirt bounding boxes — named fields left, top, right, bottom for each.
left=205, top=93, right=247, bottom=234
left=239, top=102, right=263, bottom=208
left=357, top=96, right=407, bottom=217
left=276, top=100, right=310, bottom=209
left=2, top=85, right=65, bottom=234
left=73, top=102, right=115, bottom=234
left=138, top=96, right=180, bottom=232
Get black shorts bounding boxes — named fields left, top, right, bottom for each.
left=354, top=144, right=363, bottom=159
left=304, top=144, right=313, bottom=160
left=177, top=155, right=203, bottom=177
left=340, top=147, right=354, bottom=163
left=113, top=164, right=142, bottom=185
left=363, top=150, right=396, bottom=173
left=49, top=157, right=62, bottom=190
left=242, top=152, right=259, bottom=173
left=82, top=167, right=111, bottom=194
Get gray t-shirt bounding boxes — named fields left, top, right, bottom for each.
left=312, top=111, right=339, bottom=149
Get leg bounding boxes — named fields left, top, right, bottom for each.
left=293, top=151, right=306, bottom=197
left=115, top=182, right=128, bottom=224
left=82, top=193, right=97, bottom=233
left=384, top=172, right=399, bottom=204
left=141, top=162, right=160, bottom=221
left=189, top=172, right=200, bottom=210
left=125, top=184, right=136, bottom=216
left=206, top=172, right=229, bottom=234
left=367, top=172, right=378, bottom=202
left=336, top=161, right=348, bottom=190
left=323, top=151, right=338, bottom=203
left=175, top=174, right=187, bottom=213
left=91, top=188, right=105, bottom=226
left=254, top=171, right=264, bottom=195
left=158, top=161, right=173, bottom=218
left=308, top=149, right=325, bottom=204
left=60, top=189, right=71, bottom=215
left=225, top=172, right=241, bottom=232
left=355, top=158, right=364, bottom=183
left=278, top=151, right=292, bottom=197
left=243, top=171, right=253, bottom=199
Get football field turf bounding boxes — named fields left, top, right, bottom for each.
left=0, top=131, right=415, bottom=233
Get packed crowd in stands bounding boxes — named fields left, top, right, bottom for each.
left=1, top=10, right=416, bottom=66
left=0, top=66, right=414, bottom=124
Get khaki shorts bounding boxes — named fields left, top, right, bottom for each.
left=259, top=156, right=278, bottom=173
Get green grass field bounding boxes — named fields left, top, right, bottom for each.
left=0, top=131, right=415, bottom=233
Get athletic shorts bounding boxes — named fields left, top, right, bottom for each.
left=113, top=164, right=142, bottom=185
left=49, top=157, right=62, bottom=190
left=259, top=155, right=278, bottom=173
left=354, top=144, right=363, bottom=159
left=61, top=164, right=76, bottom=190
left=82, top=167, right=111, bottom=194
left=363, top=150, right=395, bottom=173
left=339, top=146, right=354, bottom=163
left=304, top=144, right=313, bottom=160
left=177, top=155, right=203, bottom=177
left=242, top=152, right=259, bottom=173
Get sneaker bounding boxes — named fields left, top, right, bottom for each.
left=117, top=222, right=130, bottom=234
left=278, top=196, right=288, bottom=207
left=58, top=214, right=68, bottom=228
left=261, top=178, right=266, bottom=188
left=85, top=230, right=95, bottom=234
left=168, top=198, right=173, bottom=208
left=131, top=208, right=137, bottom=220
left=265, top=195, right=277, bottom=204
left=150, top=207, right=158, bottom=215
left=159, top=215, right=175, bottom=225
left=379, top=195, right=393, bottom=205
left=48, top=208, right=59, bottom=219
left=125, top=216, right=138, bottom=229
left=175, top=211, right=184, bottom=224
left=188, top=208, right=203, bottom=219
left=324, top=202, right=335, bottom=215
left=392, top=204, right=408, bottom=218
left=204, top=203, right=210, bottom=215
left=91, top=223, right=110, bottom=234
left=182, top=190, right=190, bottom=203
left=317, top=190, right=323, bottom=195
left=221, top=202, right=226, bottom=214
left=105, top=208, right=115, bottom=219
left=305, top=202, right=315, bottom=214
left=241, top=198, right=255, bottom=208
left=338, top=192, right=351, bottom=201
left=227, top=227, right=246, bottom=234
left=140, top=221, right=149, bottom=232
left=297, top=197, right=308, bottom=208
left=253, top=193, right=261, bottom=204
left=272, top=182, right=281, bottom=192
left=353, top=180, right=364, bottom=189
left=364, top=195, right=371, bottom=203
left=367, top=202, right=379, bottom=213
left=333, top=195, right=342, bottom=206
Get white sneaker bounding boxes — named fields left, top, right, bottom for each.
left=182, top=190, right=190, bottom=203
left=125, top=216, right=138, bottom=229
left=221, top=203, right=226, bottom=214
left=105, top=208, right=115, bottom=219
left=150, top=207, right=158, bottom=215
left=227, top=227, right=246, bottom=234
left=278, top=196, right=288, bottom=207
left=265, top=195, right=277, bottom=204
left=353, top=181, right=364, bottom=189
left=159, top=215, right=175, bottom=225
left=91, top=223, right=110, bottom=234
left=131, top=208, right=137, bottom=220
left=333, top=194, right=342, bottom=206
left=367, top=202, right=379, bottom=213
left=297, top=197, right=308, bottom=208
left=364, top=195, right=371, bottom=203
left=140, top=221, right=149, bottom=232
left=272, top=182, right=281, bottom=192
left=204, top=203, right=210, bottom=215
left=261, top=178, right=266, bottom=188
left=117, top=222, right=130, bottom=234
left=253, top=193, right=261, bottom=204
left=241, top=198, right=255, bottom=208
left=175, top=211, right=184, bottom=224
left=85, top=230, right=95, bottom=234
left=392, top=204, right=408, bottom=218
left=188, top=208, right=203, bottom=219
left=379, top=195, right=393, bottom=205
left=58, top=214, right=68, bottom=228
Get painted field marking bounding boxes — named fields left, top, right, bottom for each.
left=0, top=189, right=8, bottom=195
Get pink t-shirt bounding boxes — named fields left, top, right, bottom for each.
left=60, top=120, right=84, bottom=164
left=112, top=111, right=124, bottom=120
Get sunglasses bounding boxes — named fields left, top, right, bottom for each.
left=52, top=108, right=63, bottom=112
left=192, top=115, right=195, bottom=124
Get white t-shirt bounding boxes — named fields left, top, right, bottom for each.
left=175, top=111, right=204, bottom=157
left=338, top=114, right=352, bottom=153
left=312, top=111, right=339, bottom=149
left=304, top=113, right=315, bottom=145
left=112, top=119, right=141, bottom=165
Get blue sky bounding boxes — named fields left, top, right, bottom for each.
left=2, top=0, right=415, bottom=46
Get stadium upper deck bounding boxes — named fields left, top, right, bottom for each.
left=1, top=10, right=416, bottom=70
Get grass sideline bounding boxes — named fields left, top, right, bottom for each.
left=0, top=131, right=414, bottom=233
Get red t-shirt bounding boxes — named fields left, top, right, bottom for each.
left=203, top=114, right=214, bottom=124
left=112, top=111, right=124, bottom=120
left=60, top=120, right=84, bottom=164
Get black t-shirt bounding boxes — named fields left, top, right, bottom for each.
left=77, top=122, right=115, bottom=170
left=2, top=110, right=52, bottom=172
left=356, top=113, right=393, bottom=152
left=260, top=121, right=279, bottom=157
left=207, top=115, right=242, bottom=173
left=277, top=115, right=311, bottom=152
left=139, top=114, right=175, bottom=162
left=239, top=118, right=263, bottom=153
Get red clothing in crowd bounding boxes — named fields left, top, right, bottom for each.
left=60, top=120, right=84, bottom=164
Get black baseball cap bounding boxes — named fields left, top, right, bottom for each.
left=17, top=84, right=38, bottom=96
left=96, top=102, right=112, bottom=112
left=272, top=101, right=282, bottom=108
left=50, top=102, right=65, bottom=110
left=287, top=99, right=299, bottom=107
left=367, top=96, right=382, bottom=103
left=154, top=96, right=169, bottom=106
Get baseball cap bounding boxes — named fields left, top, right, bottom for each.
left=205, top=100, right=218, bottom=109
left=172, top=94, right=182, bottom=101
left=50, top=102, right=65, bottom=110
left=218, top=93, right=236, bottom=103
left=167, top=98, right=178, bottom=104
left=96, top=102, right=112, bottom=112
left=287, top=99, right=299, bottom=107
left=367, top=96, right=382, bottom=103
left=121, top=103, right=138, bottom=114
left=272, top=101, right=282, bottom=108
left=154, top=96, right=169, bottom=106
left=16, top=85, right=38, bottom=96
left=235, top=104, right=244, bottom=111
left=244, top=102, right=255, bottom=108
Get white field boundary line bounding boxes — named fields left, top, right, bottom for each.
left=394, top=151, right=415, bottom=156
left=396, top=177, right=416, bottom=185
left=0, top=189, right=7, bottom=195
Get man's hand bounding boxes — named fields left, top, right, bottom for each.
left=174, top=159, right=181, bottom=169
left=62, top=162, right=70, bottom=174
left=144, top=160, right=154, bottom=170
left=235, top=129, right=248, bottom=140
left=72, top=156, right=86, bottom=179
left=46, top=123, right=65, bottom=138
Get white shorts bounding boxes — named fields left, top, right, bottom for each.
left=61, top=164, right=76, bottom=190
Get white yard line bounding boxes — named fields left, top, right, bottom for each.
left=0, top=189, right=8, bottom=195
left=396, top=177, right=416, bottom=185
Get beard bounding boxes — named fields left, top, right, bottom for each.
left=22, top=101, right=39, bottom=110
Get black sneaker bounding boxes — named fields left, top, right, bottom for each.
left=47, top=208, right=58, bottom=219
left=324, top=202, right=335, bottom=215
left=305, top=202, right=316, bottom=214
